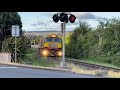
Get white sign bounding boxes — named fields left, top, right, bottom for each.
left=12, top=25, right=20, bottom=37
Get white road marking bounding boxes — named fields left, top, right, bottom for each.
left=0, top=67, right=19, bottom=68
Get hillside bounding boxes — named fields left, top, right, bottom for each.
left=24, top=31, right=72, bottom=37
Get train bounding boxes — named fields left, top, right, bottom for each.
left=38, top=34, right=62, bottom=57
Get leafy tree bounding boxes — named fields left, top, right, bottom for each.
left=0, top=12, right=22, bottom=38
left=0, top=12, right=22, bottom=50
left=65, top=21, right=91, bottom=58
left=26, top=34, right=44, bottom=45
left=66, top=17, right=120, bottom=67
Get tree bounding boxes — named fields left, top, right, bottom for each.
left=65, top=21, right=92, bottom=58
left=66, top=17, right=120, bottom=67
left=0, top=12, right=22, bottom=39
left=0, top=12, right=22, bottom=51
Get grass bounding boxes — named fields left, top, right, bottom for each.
left=22, top=48, right=59, bottom=67
left=87, top=55, right=120, bottom=68
left=32, top=57, right=59, bottom=67
left=22, top=48, right=120, bottom=78
left=80, top=59, right=120, bottom=69
left=108, top=71, right=120, bottom=78
left=67, top=63, right=120, bottom=78
left=67, top=56, right=120, bottom=69
left=67, top=56, right=120, bottom=78
left=67, top=63, right=95, bottom=75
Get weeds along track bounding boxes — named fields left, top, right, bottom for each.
left=65, top=58, right=120, bottom=72
left=38, top=55, right=120, bottom=72
left=45, top=57, right=61, bottom=62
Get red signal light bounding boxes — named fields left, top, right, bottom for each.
left=52, top=13, right=76, bottom=23
left=71, top=17, right=75, bottom=21
left=69, top=14, right=76, bottom=23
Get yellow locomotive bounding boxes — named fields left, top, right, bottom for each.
left=39, top=34, right=62, bottom=57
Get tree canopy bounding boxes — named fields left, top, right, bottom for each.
left=0, top=12, right=22, bottom=51
left=66, top=18, right=120, bottom=67
left=0, top=12, right=22, bottom=39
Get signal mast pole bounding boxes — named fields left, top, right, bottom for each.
left=60, top=12, right=71, bottom=67
left=52, top=12, right=76, bottom=68
left=60, top=22, right=66, bottom=67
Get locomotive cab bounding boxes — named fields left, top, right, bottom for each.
left=40, top=34, right=62, bottom=57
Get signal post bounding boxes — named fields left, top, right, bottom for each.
left=60, top=22, right=66, bottom=67
left=52, top=12, right=76, bottom=68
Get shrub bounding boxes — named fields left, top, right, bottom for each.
left=2, top=36, right=31, bottom=62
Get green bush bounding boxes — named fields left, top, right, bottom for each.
left=2, top=36, right=31, bottom=62
left=66, top=18, right=120, bottom=67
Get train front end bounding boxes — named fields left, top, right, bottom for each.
left=42, top=34, right=62, bottom=57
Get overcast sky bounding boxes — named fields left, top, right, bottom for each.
left=18, top=12, right=120, bottom=31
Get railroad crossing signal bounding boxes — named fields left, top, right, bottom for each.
left=69, top=14, right=76, bottom=23
left=59, top=13, right=68, bottom=23
left=52, top=12, right=76, bottom=67
left=52, top=13, right=76, bottom=23
left=52, top=14, right=59, bottom=23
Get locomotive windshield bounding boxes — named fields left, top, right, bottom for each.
left=55, top=38, right=61, bottom=43
left=46, top=38, right=53, bottom=42
left=45, top=38, right=61, bottom=43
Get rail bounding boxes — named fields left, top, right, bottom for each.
left=65, top=58, right=120, bottom=72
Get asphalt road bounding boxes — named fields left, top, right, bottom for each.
left=0, top=65, right=102, bottom=78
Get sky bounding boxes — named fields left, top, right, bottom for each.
left=18, top=12, right=120, bottom=31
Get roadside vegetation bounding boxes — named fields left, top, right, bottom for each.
left=22, top=48, right=59, bottom=67
left=0, top=12, right=59, bottom=67
left=27, top=34, right=44, bottom=45
left=0, top=12, right=27, bottom=63
left=0, top=12, right=22, bottom=50
left=67, top=63, right=120, bottom=78
left=2, top=35, right=31, bottom=62
left=67, top=57, right=120, bottom=69
left=66, top=18, right=120, bottom=68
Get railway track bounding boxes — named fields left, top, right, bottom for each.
left=65, top=58, right=120, bottom=72
left=38, top=56, right=120, bottom=72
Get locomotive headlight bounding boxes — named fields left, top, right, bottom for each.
left=43, top=51, right=47, bottom=55
left=57, top=51, right=62, bottom=56
left=42, top=50, right=49, bottom=56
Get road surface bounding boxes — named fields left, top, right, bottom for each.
left=0, top=65, right=103, bottom=78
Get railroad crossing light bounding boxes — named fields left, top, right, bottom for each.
left=59, top=13, right=68, bottom=23
left=52, top=13, right=76, bottom=23
left=69, top=14, right=76, bottom=23
left=52, top=14, right=59, bottom=23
